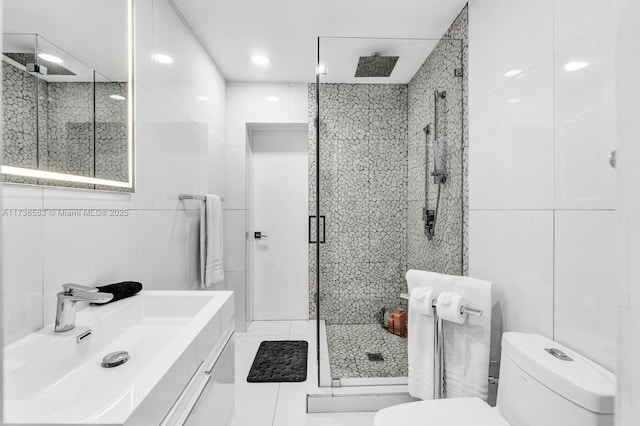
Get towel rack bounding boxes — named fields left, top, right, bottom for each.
left=178, top=193, right=225, bottom=201
left=400, top=293, right=483, bottom=317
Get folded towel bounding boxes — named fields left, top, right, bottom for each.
left=202, top=194, right=224, bottom=288
left=439, top=274, right=492, bottom=401
left=404, top=269, right=493, bottom=402
left=408, top=286, right=438, bottom=400
left=406, top=269, right=448, bottom=294
left=95, top=281, right=142, bottom=304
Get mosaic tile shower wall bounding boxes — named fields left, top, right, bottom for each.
left=407, top=7, right=468, bottom=275
left=2, top=60, right=128, bottom=188
left=309, top=84, right=409, bottom=324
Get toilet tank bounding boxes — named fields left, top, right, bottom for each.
left=496, top=333, right=615, bottom=426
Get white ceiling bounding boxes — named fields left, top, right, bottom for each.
left=173, top=0, right=468, bottom=83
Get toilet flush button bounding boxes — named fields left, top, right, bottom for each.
left=545, top=347, right=573, bottom=361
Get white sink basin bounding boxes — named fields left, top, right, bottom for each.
left=4, top=290, right=234, bottom=425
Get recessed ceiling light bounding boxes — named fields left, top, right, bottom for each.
left=38, top=53, right=63, bottom=64
left=503, top=69, right=522, bottom=77
left=196, top=95, right=210, bottom=102
left=251, top=55, right=270, bottom=65
left=267, top=96, right=279, bottom=102
left=153, top=53, right=173, bottom=64
left=507, top=98, right=521, bottom=104
left=109, top=94, right=126, bottom=101
left=564, top=61, right=589, bottom=72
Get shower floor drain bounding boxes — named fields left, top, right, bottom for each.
left=367, top=353, right=384, bottom=362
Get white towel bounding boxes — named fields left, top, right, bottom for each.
left=200, top=194, right=224, bottom=288
left=406, top=269, right=448, bottom=293
left=408, top=286, right=438, bottom=400
left=405, top=269, right=492, bottom=402
left=439, top=274, right=492, bottom=401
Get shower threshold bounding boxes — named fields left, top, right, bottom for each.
left=310, top=320, right=410, bottom=413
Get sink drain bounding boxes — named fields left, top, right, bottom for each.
left=101, top=350, right=130, bottom=368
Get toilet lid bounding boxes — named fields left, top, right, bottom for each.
left=374, top=397, right=510, bottom=426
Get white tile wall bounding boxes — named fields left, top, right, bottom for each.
left=615, top=0, right=640, bottom=422
left=88, top=212, right=152, bottom=288
left=554, top=0, right=614, bottom=51
left=470, top=0, right=618, bottom=374
left=226, top=85, right=305, bottom=149
left=208, top=138, right=226, bottom=199
left=469, top=58, right=554, bottom=210
left=469, top=0, right=553, bottom=105
left=224, top=210, right=247, bottom=272
left=42, top=214, right=92, bottom=326
left=554, top=210, right=617, bottom=371
left=469, top=210, right=554, bottom=339
left=226, top=270, right=247, bottom=332
left=2, top=0, right=227, bottom=344
left=224, top=147, right=247, bottom=210
left=148, top=209, right=201, bottom=291
left=554, top=19, right=616, bottom=210
left=2, top=210, right=44, bottom=343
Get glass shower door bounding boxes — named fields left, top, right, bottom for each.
left=313, top=36, right=464, bottom=387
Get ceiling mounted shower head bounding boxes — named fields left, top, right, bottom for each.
left=355, top=52, right=399, bottom=78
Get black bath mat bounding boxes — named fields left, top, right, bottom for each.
left=247, top=340, right=308, bottom=383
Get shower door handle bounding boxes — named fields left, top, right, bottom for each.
left=308, top=215, right=326, bottom=244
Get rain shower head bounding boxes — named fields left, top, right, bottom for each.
left=355, top=52, right=399, bottom=78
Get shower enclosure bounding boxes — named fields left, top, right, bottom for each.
left=310, top=31, right=466, bottom=387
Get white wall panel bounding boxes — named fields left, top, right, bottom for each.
left=469, top=59, right=554, bottom=210
left=554, top=210, right=617, bottom=371
left=554, top=19, right=616, bottom=210
left=469, top=0, right=553, bottom=105
left=469, top=210, right=554, bottom=340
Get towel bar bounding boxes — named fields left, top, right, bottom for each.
left=400, top=292, right=483, bottom=317
left=179, top=193, right=224, bottom=201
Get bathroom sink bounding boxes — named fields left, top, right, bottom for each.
left=4, top=290, right=234, bottom=425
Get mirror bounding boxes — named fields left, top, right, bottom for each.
left=1, top=0, right=134, bottom=191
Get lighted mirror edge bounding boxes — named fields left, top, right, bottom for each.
left=1, top=166, right=132, bottom=188
left=0, top=0, right=136, bottom=192
left=128, top=0, right=135, bottom=191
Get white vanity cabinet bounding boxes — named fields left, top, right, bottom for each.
left=160, top=309, right=235, bottom=426
left=183, top=336, right=235, bottom=426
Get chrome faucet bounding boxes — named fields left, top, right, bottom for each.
left=55, top=284, right=113, bottom=332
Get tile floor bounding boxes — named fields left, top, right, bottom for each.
left=326, top=323, right=408, bottom=379
left=229, top=320, right=376, bottom=426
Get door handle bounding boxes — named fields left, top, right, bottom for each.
left=308, top=215, right=326, bottom=244
left=254, top=231, right=268, bottom=239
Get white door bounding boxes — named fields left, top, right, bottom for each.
left=251, top=129, right=309, bottom=320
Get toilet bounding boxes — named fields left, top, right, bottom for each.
left=374, top=332, right=615, bottom=426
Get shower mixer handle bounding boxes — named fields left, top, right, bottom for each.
left=431, top=170, right=447, bottom=184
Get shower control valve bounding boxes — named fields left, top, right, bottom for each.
left=423, top=208, right=436, bottom=240
left=431, top=170, right=447, bottom=184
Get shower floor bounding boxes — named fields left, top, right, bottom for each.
left=326, top=323, right=408, bottom=379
